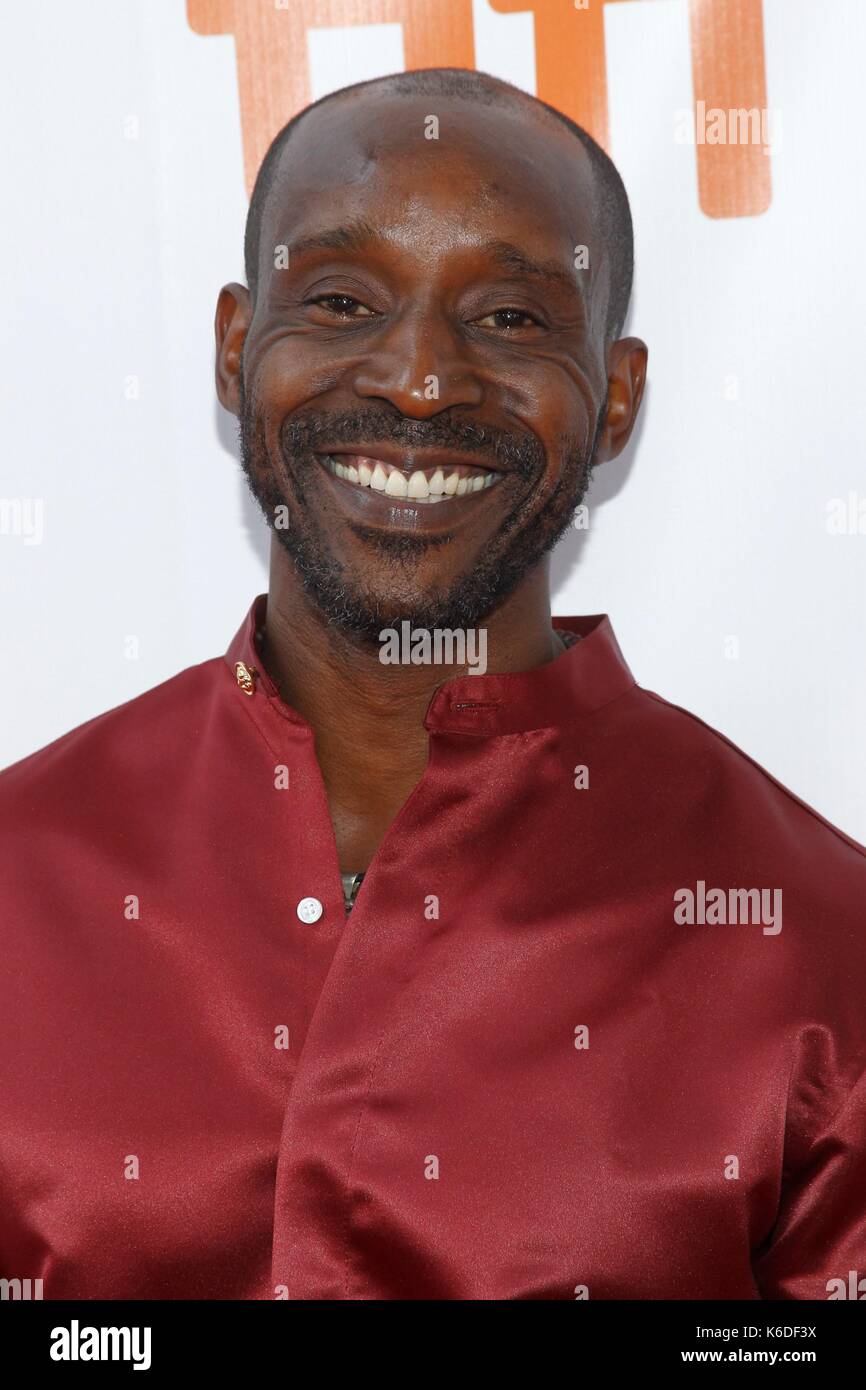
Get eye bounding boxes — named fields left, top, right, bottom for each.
left=307, top=294, right=375, bottom=319
left=474, top=307, right=542, bottom=331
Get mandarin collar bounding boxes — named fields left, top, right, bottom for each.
left=223, top=594, right=635, bottom=739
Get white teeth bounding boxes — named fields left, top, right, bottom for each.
left=407, top=470, right=430, bottom=499
left=385, top=469, right=408, bottom=498
left=325, top=455, right=500, bottom=501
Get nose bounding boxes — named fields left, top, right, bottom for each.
left=351, top=304, right=484, bottom=418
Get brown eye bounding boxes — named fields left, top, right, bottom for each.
left=475, top=307, right=540, bottom=330
left=309, top=294, right=374, bottom=318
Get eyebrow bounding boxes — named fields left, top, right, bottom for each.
left=285, top=225, right=583, bottom=300
left=481, top=240, right=584, bottom=298
left=287, top=219, right=381, bottom=263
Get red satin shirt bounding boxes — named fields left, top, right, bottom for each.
left=2, top=596, right=865, bottom=1300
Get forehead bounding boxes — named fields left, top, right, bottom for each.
left=258, top=90, right=601, bottom=279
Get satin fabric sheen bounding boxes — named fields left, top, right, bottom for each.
left=1, top=596, right=864, bottom=1301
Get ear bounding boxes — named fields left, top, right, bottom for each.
left=595, top=337, right=648, bottom=463
left=215, top=283, right=252, bottom=417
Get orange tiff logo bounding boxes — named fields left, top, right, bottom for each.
left=187, top=0, right=771, bottom=219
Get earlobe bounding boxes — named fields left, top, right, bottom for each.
left=596, top=337, right=648, bottom=463
left=215, top=283, right=251, bottom=417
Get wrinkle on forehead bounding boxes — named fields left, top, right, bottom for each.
left=270, top=91, right=597, bottom=216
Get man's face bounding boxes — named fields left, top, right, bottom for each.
left=227, top=91, right=631, bottom=640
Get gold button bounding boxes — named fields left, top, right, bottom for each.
left=235, top=660, right=257, bottom=696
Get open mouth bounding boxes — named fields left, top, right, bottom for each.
left=320, top=453, right=502, bottom=504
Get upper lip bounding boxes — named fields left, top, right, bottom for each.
left=318, top=442, right=504, bottom=475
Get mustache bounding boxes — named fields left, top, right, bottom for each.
left=277, top=406, right=547, bottom=480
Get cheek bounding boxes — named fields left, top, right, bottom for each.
left=249, top=348, right=330, bottom=449
left=499, top=357, right=598, bottom=450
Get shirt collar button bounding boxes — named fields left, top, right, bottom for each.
left=296, top=897, right=323, bottom=924
left=235, top=661, right=257, bottom=696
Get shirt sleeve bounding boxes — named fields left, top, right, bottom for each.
left=754, top=1064, right=866, bottom=1299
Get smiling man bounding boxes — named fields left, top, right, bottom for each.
left=1, top=69, right=865, bottom=1302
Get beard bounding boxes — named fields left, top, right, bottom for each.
left=237, top=378, right=604, bottom=644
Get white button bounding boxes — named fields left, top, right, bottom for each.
left=296, top=897, right=323, bottom=924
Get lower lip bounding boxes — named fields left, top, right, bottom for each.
left=316, top=457, right=506, bottom=530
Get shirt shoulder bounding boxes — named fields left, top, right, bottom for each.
left=617, top=685, right=866, bottom=1091
left=0, top=656, right=229, bottom=827
left=626, top=683, right=866, bottom=867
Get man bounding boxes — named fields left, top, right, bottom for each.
left=1, top=68, right=864, bottom=1302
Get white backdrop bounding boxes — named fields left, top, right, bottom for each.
left=2, top=0, right=864, bottom=841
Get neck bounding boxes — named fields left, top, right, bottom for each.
left=260, top=537, right=561, bottom=869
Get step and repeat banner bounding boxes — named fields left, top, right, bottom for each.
left=2, top=0, right=864, bottom=836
